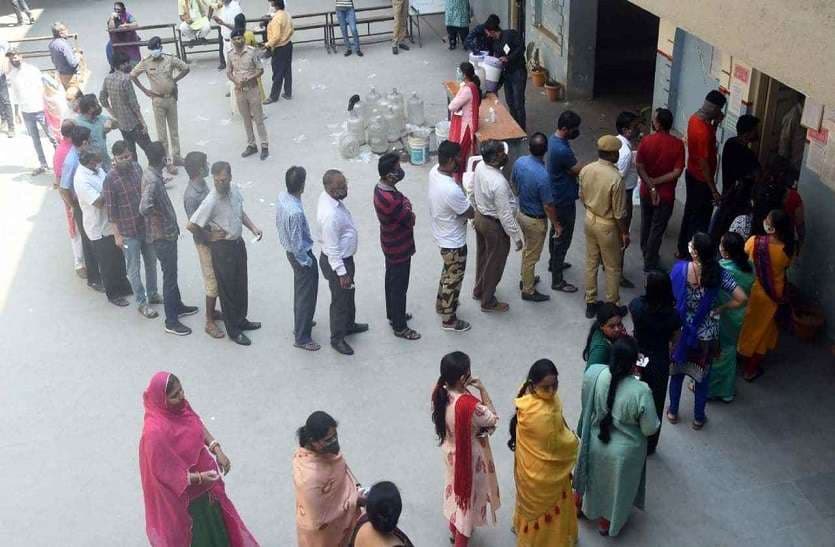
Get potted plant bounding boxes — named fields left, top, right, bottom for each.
left=527, top=43, right=547, bottom=87
left=544, top=78, right=561, bottom=102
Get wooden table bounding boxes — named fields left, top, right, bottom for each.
left=443, top=81, right=527, bottom=144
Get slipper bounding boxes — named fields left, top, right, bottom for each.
left=743, top=369, right=765, bottom=382
left=692, top=417, right=708, bottom=430
left=666, top=411, right=679, bottom=424
left=293, top=341, right=321, bottom=351
left=394, top=327, right=421, bottom=340
left=551, top=281, right=578, bottom=293
left=481, top=302, right=510, bottom=313
left=205, top=322, right=225, bottom=339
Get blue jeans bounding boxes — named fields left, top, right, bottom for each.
left=152, top=239, right=184, bottom=326
left=123, top=237, right=159, bottom=305
left=668, top=370, right=711, bottom=423
left=22, top=111, right=53, bottom=167
left=336, top=8, right=360, bottom=52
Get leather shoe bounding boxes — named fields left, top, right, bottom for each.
left=241, top=320, right=261, bottom=331
left=347, top=323, right=368, bottom=334
left=522, top=291, right=550, bottom=302
left=331, top=340, right=354, bottom=355
left=586, top=302, right=599, bottom=319
left=231, top=333, right=251, bottom=346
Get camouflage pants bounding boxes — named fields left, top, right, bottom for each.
left=436, top=245, right=468, bottom=321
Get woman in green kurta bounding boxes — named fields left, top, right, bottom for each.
left=709, top=232, right=754, bottom=402
left=445, top=0, right=470, bottom=49
left=582, top=303, right=627, bottom=370
left=575, top=336, right=660, bottom=537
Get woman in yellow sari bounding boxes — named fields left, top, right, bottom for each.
left=509, top=359, right=579, bottom=547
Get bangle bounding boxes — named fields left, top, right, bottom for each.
left=197, top=472, right=203, bottom=485
left=208, top=440, right=220, bottom=453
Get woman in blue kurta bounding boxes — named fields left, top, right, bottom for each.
left=445, top=0, right=470, bottom=50
left=575, top=336, right=660, bottom=537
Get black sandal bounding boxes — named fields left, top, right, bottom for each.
left=394, top=327, right=421, bottom=340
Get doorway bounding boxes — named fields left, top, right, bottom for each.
left=753, top=73, right=805, bottom=170
left=593, top=0, right=659, bottom=101
left=510, top=0, right=526, bottom=41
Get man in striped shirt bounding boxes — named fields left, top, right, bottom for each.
left=373, top=153, right=420, bottom=340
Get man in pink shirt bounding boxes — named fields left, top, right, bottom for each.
left=53, top=119, right=86, bottom=278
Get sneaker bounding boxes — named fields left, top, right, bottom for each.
left=148, top=294, right=163, bottom=305
left=241, top=145, right=258, bottom=158
left=138, top=304, right=159, bottom=319
left=109, top=296, right=130, bottom=307
left=344, top=49, right=353, bottom=57
left=260, top=146, right=269, bottom=160
left=442, top=318, right=471, bottom=332
left=356, top=50, right=364, bottom=57
left=398, top=43, right=410, bottom=51
left=165, top=322, right=192, bottom=336
left=178, top=305, right=199, bottom=317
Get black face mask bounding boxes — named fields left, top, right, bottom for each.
left=320, top=435, right=340, bottom=455
left=389, top=167, right=405, bottom=183
left=568, top=128, right=580, bottom=140
left=496, top=155, right=509, bottom=168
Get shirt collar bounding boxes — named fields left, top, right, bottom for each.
left=376, top=181, right=397, bottom=192
left=323, top=192, right=342, bottom=208
left=617, top=134, right=631, bottom=149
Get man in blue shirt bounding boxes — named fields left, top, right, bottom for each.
left=512, top=132, right=561, bottom=302
left=547, top=110, right=584, bottom=293
left=276, top=166, right=320, bottom=351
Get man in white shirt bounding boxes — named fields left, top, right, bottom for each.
left=6, top=48, right=56, bottom=174
left=212, top=0, right=242, bottom=70
left=471, top=140, right=523, bottom=312
left=615, top=111, right=639, bottom=289
left=74, top=149, right=132, bottom=306
left=317, top=169, right=368, bottom=355
left=428, top=141, right=474, bottom=332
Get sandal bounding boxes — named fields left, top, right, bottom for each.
left=692, top=417, right=708, bottom=430
left=394, top=327, right=421, bottom=340
left=481, top=301, right=510, bottom=313
left=743, top=369, right=765, bottom=382
left=293, top=341, right=322, bottom=351
left=205, top=322, right=225, bottom=339
left=666, top=411, right=679, bottom=424
left=551, top=280, right=578, bottom=293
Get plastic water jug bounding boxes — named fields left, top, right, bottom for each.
left=407, top=92, right=425, bottom=126
left=387, top=88, right=405, bottom=110
left=353, top=100, right=368, bottom=124
left=482, top=56, right=503, bottom=93
left=365, top=86, right=381, bottom=111
left=338, top=133, right=360, bottom=159
left=347, top=110, right=365, bottom=145
left=367, top=116, right=389, bottom=154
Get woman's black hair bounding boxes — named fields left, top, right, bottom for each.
left=691, top=232, right=720, bottom=289
left=459, top=61, right=482, bottom=99
left=366, top=481, right=402, bottom=534
left=645, top=270, right=675, bottom=312
left=508, top=359, right=558, bottom=451
left=297, top=411, right=337, bottom=447
left=431, top=352, right=471, bottom=444
left=752, top=158, right=791, bottom=234
left=767, top=208, right=796, bottom=257
left=720, top=232, right=752, bottom=273
left=598, top=336, right=638, bottom=443
left=582, top=303, right=622, bottom=361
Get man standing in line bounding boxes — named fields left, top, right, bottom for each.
left=711, top=114, right=761, bottom=240
left=547, top=110, right=584, bottom=293
left=76, top=94, right=117, bottom=172
left=428, top=141, right=474, bottom=332
left=74, top=149, right=133, bottom=307
left=390, top=0, right=411, bottom=55
left=484, top=19, right=527, bottom=130
left=472, top=140, right=523, bottom=312
left=178, top=0, right=212, bottom=40
left=676, top=89, right=725, bottom=258
left=48, top=23, right=80, bottom=90
left=579, top=136, right=629, bottom=319
left=317, top=169, right=368, bottom=355
left=103, top=140, right=161, bottom=319
left=373, top=152, right=420, bottom=341
left=211, top=0, right=242, bottom=71
left=54, top=119, right=85, bottom=278
left=511, top=132, right=560, bottom=302
left=182, top=151, right=225, bottom=339
left=636, top=107, right=684, bottom=272
left=615, top=111, right=639, bottom=289
left=131, top=37, right=190, bottom=175
left=263, top=0, right=294, bottom=104
left=139, top=141, right=199, bottom=336
left=226, top=29, right=269, bottom=160
left=59, top=125, right=104, bottom=291
left=335, top=0, right=363, bottom=57
left=6, top=48, right=55, bottom=175
left=0, top=40, right=15, bottom=137
left=276, top=165, right=321, bottom=351
left=188, top=161, right=263, bottom=346
left=100, top=50, right=152, bottom=162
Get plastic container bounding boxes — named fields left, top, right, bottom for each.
left=387, top=88, right=405, bottom=111
left=347, top=110, right=366, bottom=145
left=391, top=100, right=406, bottom=137
left=365, top=86, right=381, bottom=111
left=468, top=51, right=485, bottom=69
left=435, top=120, right=451, bottom=143
left=408, top=132, right=429, bottom=165
left=384, top=107, right=401, bottom=143
left=407, top=92, right=425, bottom=126
left=353, top=100, right=368, bottom=124
left=338, top=133, right=360, bottom=159
left=482, top=56, right=503, bottom=93
left=367, top=116, right=389, bottom=154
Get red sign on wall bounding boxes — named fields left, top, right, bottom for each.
left=733, top=65, right=750, bottom=84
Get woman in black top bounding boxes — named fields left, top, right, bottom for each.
left=629, top=270, right=681, bottom=454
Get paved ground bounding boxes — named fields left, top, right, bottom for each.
left=1, top=1, right=834, bottom=546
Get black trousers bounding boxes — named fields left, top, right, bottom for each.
left=211, top=238, right=249, bottom=338
left=385, top=258, right=411, bottom=331
left=72, top=204, right=102, bottom=286
left=121, top=126, right=153, bottom=162
left=90, top=235, right=131, bottom=301
left=319, top=253, right=356, bottom=344
left=503, top=68, right=527, bottom=131
left=446, top=26, right=468, bottom=47
left=153, top=238, right=185, bottom=327
left=677, top=171, right=715, bottom=255
left=548, top=201, right=576, bottom=284
left=642, top=358, right=670, bottom=453
left=287, top=250, right=319, bottom=345
left=269, top=42, right=293, bottom=100
left=640, top=194, right=675, bottom=271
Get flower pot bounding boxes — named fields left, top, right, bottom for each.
left=792, top=304, right=824, bottom=342
left=531, top=69, right=546, bottom=87
left=544, top=82, right=561, bottom=102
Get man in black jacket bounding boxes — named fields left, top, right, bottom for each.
left=464, top=14, right=499, bottom=53
left=485, top=19, right=527, bottom=130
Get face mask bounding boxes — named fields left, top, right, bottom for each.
left=534, top=388, right=555, bottom=400
left=763, top=222, right=774, bottom=234
left=569, top=128, right=580, bottom=140
left=389, top=167, right=405, bottom=183
left=150, top=49, right=163, bottom=59
left=116, top=161, right=132, bottom=173
left=497, top=155, right=509, bottom=168
left=320, top=435, right=340, bottom=455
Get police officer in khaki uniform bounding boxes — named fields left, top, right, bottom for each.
left=579, top=135, right=629, bottom=318
left=226, top=29, right=269, bottom=160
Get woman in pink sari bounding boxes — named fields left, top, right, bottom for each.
left=139, top=372, right=259, bottom=547
left=293, top=411, right=363, bottom=547
left=431, top=351, right=500, bottom=546
left=448, top=62, right=482, bottom=180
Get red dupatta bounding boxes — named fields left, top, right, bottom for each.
left=449, top=81, right=481, bottom=179
left=453, top=392, right=480, bottom=512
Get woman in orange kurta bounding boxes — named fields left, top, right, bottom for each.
left=738, top=209, right=794, bottom=381
left=293, top=411, right=362, bottom=547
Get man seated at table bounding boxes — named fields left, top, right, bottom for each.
left=178, top=0, right=212, bottom=40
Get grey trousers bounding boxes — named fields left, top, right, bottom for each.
left=287, top=250, right=318, bottom=345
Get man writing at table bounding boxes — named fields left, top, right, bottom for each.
left=484, top=18, right=527, bottom=130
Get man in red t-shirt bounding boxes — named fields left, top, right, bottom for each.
left=636, top=107, right=685, bottom=271
left=677, top=89, right=726, bottom=256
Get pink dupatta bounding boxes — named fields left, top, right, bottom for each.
left=139, top=371, right=259, bottom=547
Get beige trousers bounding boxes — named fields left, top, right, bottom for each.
left=584, top=211, right=622, bottom=304
left=392, top=0, right=409, bottom=44
left=517, top=212, right=547, bottom=294
left=236, top=85, right=268, bottom=147
left=151, top=95, right=181, bottom=161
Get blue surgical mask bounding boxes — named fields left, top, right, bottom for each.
left=150, top=49, right=163, bottom=59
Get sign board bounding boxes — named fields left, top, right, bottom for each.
left=410, top=0, right=445, bottom=15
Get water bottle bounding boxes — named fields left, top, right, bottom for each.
left=365, top=86, right=381, bottom=111
left=384, top=107, right=401, bottom=143
left=347, top=109, right=365, bottom=145
left=407, top=92, right=425, bottom=126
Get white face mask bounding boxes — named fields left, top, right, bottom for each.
left=150, top=49, right=163, bottom=59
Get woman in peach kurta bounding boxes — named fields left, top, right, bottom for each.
left=432, top=351, right=500, bottom=546
left=738, top=209, right=794, bottom=381
left=448, top=62, right=481, bottom=180
left=293, top=411, right=361, bottom=547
